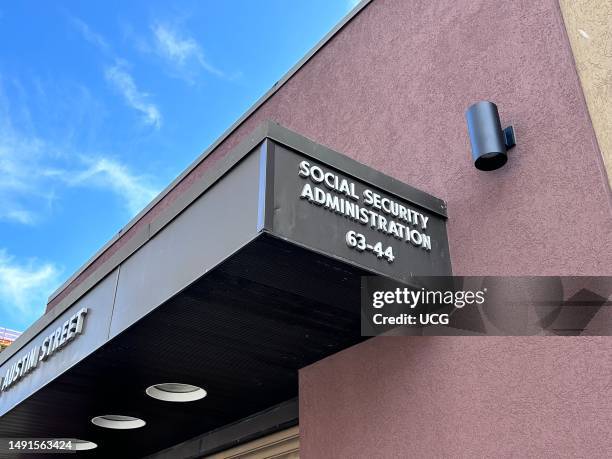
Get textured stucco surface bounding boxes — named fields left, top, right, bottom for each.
left=559, top=0, right=612, bottom=187
left=45, top=0, right=612, bottom=456
left=300, top=337, right=612, bottom=458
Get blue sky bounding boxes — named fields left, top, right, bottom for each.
left=0, top=1, right=358, bottom=332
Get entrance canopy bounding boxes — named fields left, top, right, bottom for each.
left=0, top=122, right=450, bottom=457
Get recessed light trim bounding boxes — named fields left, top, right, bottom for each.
left=91, top=415, right=146, bottom=429
left=74, top=439, right=97, bottom=450
left=146, top=383, right=207, bottom=402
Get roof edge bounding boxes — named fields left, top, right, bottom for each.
left=3, top=120, right=448, bottom=367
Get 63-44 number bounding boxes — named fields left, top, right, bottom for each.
left=345, top=230, right=395, bottom=263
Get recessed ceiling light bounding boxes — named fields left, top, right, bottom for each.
left=91, top=415, right=146, bottom=429
left=145, top=383, right=207, bottom=402
left=74, top=439, right=97, bottom=451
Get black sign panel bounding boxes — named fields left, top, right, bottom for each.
left=268, top=142, right=452, bottom=282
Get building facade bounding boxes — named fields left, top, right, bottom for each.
left=1, top=0, right=611, bottom=457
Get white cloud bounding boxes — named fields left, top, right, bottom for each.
left=66, top=17, right=162, bottom=129
left=0, top=94, right=56, bottom=224
left=0, top=249, right=61, bottom=326
left=0, top=80, right=159, bottom=222
left=105, top=63, right=162, bottom=128
left=0, top=123, right=158, bottom=220
left=4, top=209, right=36, bottom=225
left=69, top=157, right=159, bottom=215
left=151, top=23, right=224, bottom=78
left=68, top=15, right=111, bottom=54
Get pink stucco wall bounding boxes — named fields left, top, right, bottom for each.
left=300, top=337, right=612, bottom=458
left=285, top=0, right=612, bottom=457
left=46, top=0, right=611, bottom=456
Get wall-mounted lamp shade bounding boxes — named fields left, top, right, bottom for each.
left=466, top=101, right=516, bottom=171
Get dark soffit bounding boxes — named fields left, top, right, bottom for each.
left=0, top=234, right=369, bottom=458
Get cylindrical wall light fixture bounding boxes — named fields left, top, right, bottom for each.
left=465, top=101, right=516, bottom=171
